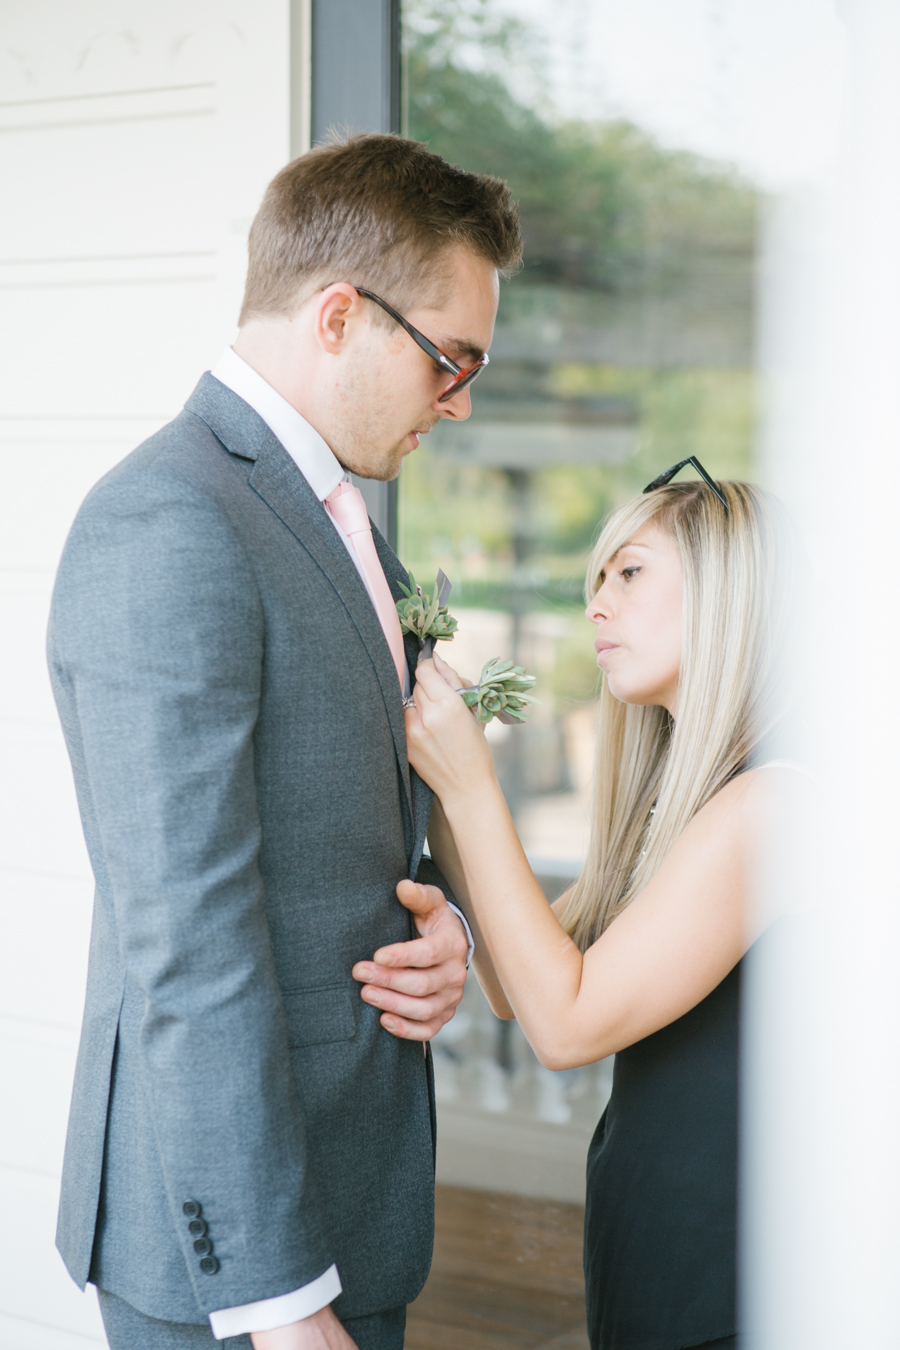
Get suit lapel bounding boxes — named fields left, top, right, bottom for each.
left=185, top=375, right=415, bottom=839
left=374, top=530, right=423, bottom=680
left=375, top=529, right=435, bottom=877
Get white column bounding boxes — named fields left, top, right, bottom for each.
left=746, top=2, right=900, bottom=1346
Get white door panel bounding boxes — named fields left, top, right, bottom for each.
left=0, top=875, right=94, bottom=1029
left=0, top=2, right=298, bottom=1339
left=0, top=1168, right=105, bottom=1341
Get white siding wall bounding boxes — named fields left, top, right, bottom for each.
left=0, top=5, right=298, bottom=1344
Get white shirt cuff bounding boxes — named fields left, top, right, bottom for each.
left=446, top=900, right=475, bottom=967
left=209, top=1264, right=342, bottom=1339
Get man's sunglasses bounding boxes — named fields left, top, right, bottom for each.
left=349, top=286, right=489, bottom=402
left=643, top=456, right=728, bottom=512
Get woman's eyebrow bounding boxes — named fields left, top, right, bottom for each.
left=609, top=541, right=652, bottom=562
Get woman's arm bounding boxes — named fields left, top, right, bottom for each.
left=405, top=661, right=772, bottom=1069
left=426, top=796, right=514, bottom=1019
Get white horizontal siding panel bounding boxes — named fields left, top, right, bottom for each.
left=0, top=1, right=220, bottom=105
left=0, top=83, right=216, bottom=133
left=0, top=279, right=221, bottom=420
left=0, top=438, right=160, bottom=574
left=0, top=584, right=57, bottom=728
left=0, top=872, right=93, bottom=1029
left=0, top=1168, right=105, bottom=1342
left=0, top=255, right=217, bottom=289
left=0, top=725, right=91, bottom=880
left=0, top=1, right=293, bottom=1339
left=0, top=1019, right=79, bottom=1178
left=0, top=110, right=220, bottom=261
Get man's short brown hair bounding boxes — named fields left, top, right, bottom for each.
left=238, top=133, right=522, bottom=326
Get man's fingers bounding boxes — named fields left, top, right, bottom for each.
left=395, top=878, right=446, bottom=919
left=359, top=982, right=462, bottom=1023
left=363, top=934, right=443, bottom=973
left=353, top=958, right=464, bottom=997
left=378, top=1009, right=456, bottom=1042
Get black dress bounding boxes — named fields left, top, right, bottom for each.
left=584, top=958, right=741, bottom=1350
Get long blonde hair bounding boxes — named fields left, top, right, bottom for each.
left=563, top=480, right=798, bottom=951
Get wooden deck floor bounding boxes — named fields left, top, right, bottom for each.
left=406, top=1185, right=590, bottom=1350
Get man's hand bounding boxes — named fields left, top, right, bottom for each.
left=352, top=881, right=468, bottom=1040
left=251, top=1305, right=357, bottom=1349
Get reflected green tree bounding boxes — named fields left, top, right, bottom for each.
left=400, top=0, right=758, bottom=719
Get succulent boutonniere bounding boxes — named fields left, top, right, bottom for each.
left=396, top=569, right=458, bottom=657
left=396, top=570, right=541, bottom=726
left=460, top=658, right=540, bottom=726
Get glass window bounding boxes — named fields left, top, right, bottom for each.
left=400, top=2, right=758, bottom=1344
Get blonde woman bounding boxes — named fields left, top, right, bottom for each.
left=353, top=464, right=804, bottom=1350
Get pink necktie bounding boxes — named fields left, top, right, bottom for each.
left=324, top=481, right=407, bottom=689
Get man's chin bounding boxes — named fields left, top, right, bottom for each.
left=338, top=443, right=408, bottom=482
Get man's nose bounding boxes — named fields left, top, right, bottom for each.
left=437, top=385, right=472, bottom=421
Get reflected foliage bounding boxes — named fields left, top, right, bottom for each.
left=404, top=0, right=756, bottom=294
left=400, top=0, right=758, bottom=726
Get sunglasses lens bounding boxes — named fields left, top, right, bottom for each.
left=438, top=362, right=485, bottom=403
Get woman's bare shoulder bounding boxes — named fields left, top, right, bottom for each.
left=677, top=762, right=817, bottom=881
left=699, top=761, right=816, bottom=822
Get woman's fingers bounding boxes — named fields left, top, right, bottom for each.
left=432, top=649, right=469, bottom=689
left=414, top=658, right=465, bottom=707
left=404, top=656, right=495, bottom=796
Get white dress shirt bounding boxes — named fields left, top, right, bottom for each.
left=205, top=350, right=472, bottom=1338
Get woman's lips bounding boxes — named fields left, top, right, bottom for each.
left=594, top=642, right=619, bottom=664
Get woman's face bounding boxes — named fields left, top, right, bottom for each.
left=586, top=521, right=683, bottom=714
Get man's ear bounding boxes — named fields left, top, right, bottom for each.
left=314, top=283, right=363, bottom=357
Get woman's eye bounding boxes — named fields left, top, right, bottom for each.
left=621, top=566, right=641, bottom=581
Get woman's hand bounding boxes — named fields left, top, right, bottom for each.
left=405, top=656, right=495, bottom=802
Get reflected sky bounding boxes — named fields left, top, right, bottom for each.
left=488, top=0, right=844, bottom=188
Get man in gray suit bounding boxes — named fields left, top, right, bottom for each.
left=48, top=134, right=522, bottom=1350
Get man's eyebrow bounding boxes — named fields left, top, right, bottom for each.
left=438, top=336, right=485, bottom=364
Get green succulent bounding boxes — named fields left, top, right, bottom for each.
left=460, top=657, right=541, bottom=726
left=396, top=573, right=459, bottom=644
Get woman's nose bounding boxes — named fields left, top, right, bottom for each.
left=586, top=589, right=605, bottom=623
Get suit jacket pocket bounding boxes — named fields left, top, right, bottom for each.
left=283, top=984, right=358, bottom=1048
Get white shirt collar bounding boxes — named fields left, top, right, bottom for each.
left=209, top=347, right=345, bottom=502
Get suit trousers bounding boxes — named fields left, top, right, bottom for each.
left=97, top=1288, right=407, bottom=1350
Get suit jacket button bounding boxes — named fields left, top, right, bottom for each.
left=182, top=1200, right=202, bottom=1219
left=200, top=1255, right=220, bottom=1275
left=188, top=1219, right=208, bottom=1237
left=193, top=1237, right=213, bottom=1256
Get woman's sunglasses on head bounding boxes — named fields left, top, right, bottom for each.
left=330, top=284, right=489, bottom=402
left=643, top=456, right=728, bottom=512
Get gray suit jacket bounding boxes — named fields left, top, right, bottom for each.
left=49, top=373, right=444, bottom=1324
